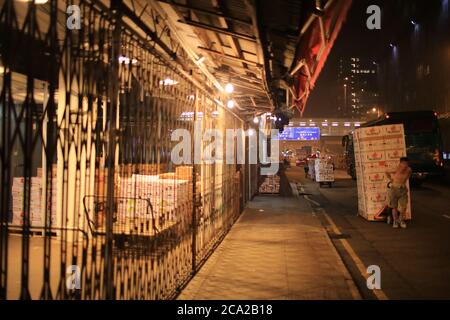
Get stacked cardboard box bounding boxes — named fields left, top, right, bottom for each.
left=116, top=174, right=191, bottom=230
left=258, top=175, right=280, bottom=194
left=175, top=165, right=193, bottom=181
left=314, top=159, right=334, bottom=182
left=47, top=177, right=58, bottom=226
left=11, top=177, right=42, bottom=226
left=10, top=164, right=59, bottom=227
left=37, top=166, right=58, bottom=226
left=117, top=174, right=157, bottom=223
left=354, top=124, right=412, bottom=221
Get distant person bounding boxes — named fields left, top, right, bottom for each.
left=386, top=157, right=412, bottom=229
left=304, top=159, right=309, bottom=178
left=330, top=160, right=335, bottom=171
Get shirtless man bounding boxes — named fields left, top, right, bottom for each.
left=386, top=157, right=412, bottom=229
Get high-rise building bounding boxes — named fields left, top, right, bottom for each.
left=376, top=0, right=449, bottom=154
left=337, top=57, right=379, bottom=119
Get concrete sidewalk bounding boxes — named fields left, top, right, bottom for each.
left=178, top=194, right=360, bottom=300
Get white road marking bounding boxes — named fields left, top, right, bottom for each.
left=297, top=183, right=321, bottom=206
left=323, top=212, right=389, bottom=300
left=297, top=178, right=389, bottom=300
left=304, top=195, right=321, bottom=207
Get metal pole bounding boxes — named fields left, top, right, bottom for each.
left=191, top=89, right=199, bottom=273
left=104, top=0, right=122, bottom=300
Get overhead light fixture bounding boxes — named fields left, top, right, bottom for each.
left=118, top=55, right=138, bottom=65
left=0, top=66, right=4, bottom=74
left=253, top=116, right=259, bottom=124
left=248, top=129, right=255, bottom=136
left=17, top=0, right=48, bottom=3
left=160, top=78, right=179, bottom=86
left=313, top=3, right=325, bottom=16
left=224, top=83, right=234, bottom=94
left=227, top=100, right=235, bottom=109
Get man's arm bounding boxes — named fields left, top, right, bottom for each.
left=385, top=171, right=392, bottom=180
left=407, top=167, right=412, bottom=180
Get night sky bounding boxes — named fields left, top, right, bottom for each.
left=303, top=0, right=392, bottom=118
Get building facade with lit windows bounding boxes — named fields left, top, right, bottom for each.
left=337, top=57, right=379, bottom=119
left=376, top=0, right=450, bottom=160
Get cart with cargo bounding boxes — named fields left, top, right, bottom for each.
left=314, top=158, right=335, bottom=188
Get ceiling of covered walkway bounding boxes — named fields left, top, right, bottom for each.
left=119, top=0, right=353, bottom=120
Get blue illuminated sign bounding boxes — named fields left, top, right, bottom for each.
left=273, top=127, right=320, bottom=141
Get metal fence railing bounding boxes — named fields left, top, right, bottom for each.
left=0, top=0, right=250, bottom=299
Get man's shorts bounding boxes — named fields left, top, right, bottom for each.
left=387, top=184, right=408, bottom=213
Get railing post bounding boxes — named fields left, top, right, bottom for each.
left=191, top=89, right=199, bottom=273
left=103, top=0, right=122, bottom=300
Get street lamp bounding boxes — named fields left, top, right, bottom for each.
left=371, top=107, right=381, bottom=117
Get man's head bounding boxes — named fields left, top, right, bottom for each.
left=399, top=157, right=409, bottom=169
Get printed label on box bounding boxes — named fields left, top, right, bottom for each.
left=362, top=151, right=385, bottom=162
left=383, top=124, right=404, bottom=136
left=386, top=149, right=406, bottom=161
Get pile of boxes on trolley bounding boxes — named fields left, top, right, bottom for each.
left=307, top=157, right=335, bottom=188
left=9, top=165, right=198, bottom=237
left=353, top=124, right=412, bottom=221
left=306, top=123, right=412, bottom=222
left=11, top=167, right=58, bottom=228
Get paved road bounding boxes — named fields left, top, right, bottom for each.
left=286, top=166, right=450, bottom=300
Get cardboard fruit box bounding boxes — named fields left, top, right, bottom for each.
left=354, top=124, right=412, bottom=221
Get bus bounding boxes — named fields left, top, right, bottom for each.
left=342, top=111, right=445, bottom=183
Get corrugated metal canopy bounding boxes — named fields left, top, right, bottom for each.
left=123, top=0, right=352, bottom=120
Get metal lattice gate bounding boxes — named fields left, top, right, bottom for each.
left=0, top=0, right=244, bottom=299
